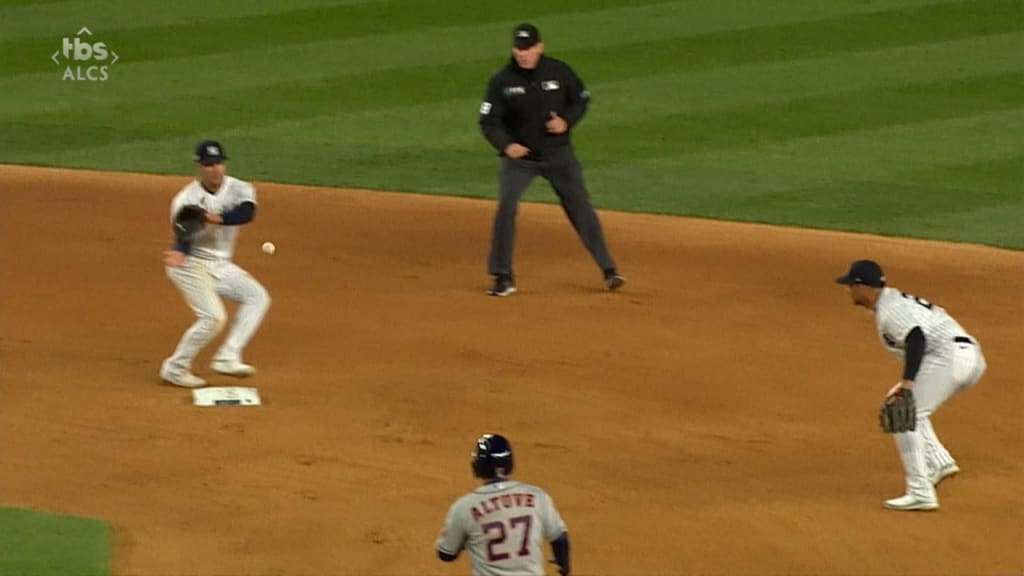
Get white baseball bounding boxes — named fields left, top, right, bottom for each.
left=261, top=241, right=276, bottom=255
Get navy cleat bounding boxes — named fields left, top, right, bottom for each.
left=603, top=269, right=626, bottom=291
left=487, top=275, right=516, bottom=297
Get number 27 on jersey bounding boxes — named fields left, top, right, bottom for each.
left=483, top=515, right=532, bottom=561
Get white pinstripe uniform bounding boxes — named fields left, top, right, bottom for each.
left=873, top=287, right=987, bottom=503
left=435, top=480, right=567, bottom=576
left=161, top=175, right=270, bottom=379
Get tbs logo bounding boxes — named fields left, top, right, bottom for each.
left=52, top=27, right=119, bottom=81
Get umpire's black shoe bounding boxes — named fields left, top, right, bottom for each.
left=487, top=275, right=516, bottom=297
left=604, top=269, right=626, bottom=291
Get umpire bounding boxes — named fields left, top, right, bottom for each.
left=479, top=22, right=625, bottom=297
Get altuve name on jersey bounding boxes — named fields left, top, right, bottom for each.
left=470, top=492, right=537, bottom=522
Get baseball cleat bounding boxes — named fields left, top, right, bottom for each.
left=884, top=494, right=938, bottom=511
left=604, top=270, right=626, bottom=291
left=930, top=463, right=960, bottom=486
left=160, top=367, right=207, bottom=388
left=487, top=276, right=516, bottom=297
left=211, top=360, right=256, bottom=377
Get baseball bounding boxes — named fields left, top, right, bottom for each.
left=261, top=241, right=276, bottom=255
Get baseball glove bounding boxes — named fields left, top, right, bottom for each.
left=879, top=388, right=916, bottom=433
left=173, top=205, right=206, bottom=244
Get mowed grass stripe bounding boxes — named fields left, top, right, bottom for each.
left=0, top=0, right=67, bottom=8
left=1, top=0, right=1018, bottom=249
left=901, top=155, right=1024, bottom=193
left=882, top=154, right=1024, bottom=247
left=564, top=0, right=1022, bottom=85
left=691, top=183, right=1024, bottom=248
left=709, top=172, right=1024, bottom=248
left=0, top=0, right=669, bottom=76
left=155, top=33, right=1017, bottom=188
left=581, top=72, right=1023, bottom=160
left=882, top=201, right=1023, bottom=248
left=6, top=23, right=1015, bottom=155
left=9, top=55, right=1016, bottom=158
left=13, top=110, right=1020, bottom=243
left=0, top=0, right=375, bottom=42
left=582, top=108, right=1024, bottom=208
left=6, top=72, right=1020, bottom=209
left=723, top=164, right=1021, bottom=220
left=587, top=33, right=1024, bottom=122
left=0, top=0, right=961, bottom=116
left=36, top=105, right=1018, bottom=201
left=179, top=32, right=1023, bottom=152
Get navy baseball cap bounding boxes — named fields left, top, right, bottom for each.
left=512, top=23, right=540, bottom=48
left=835, top=259, right=886, bottom=287
left=193, top=140, right=227, bottom=165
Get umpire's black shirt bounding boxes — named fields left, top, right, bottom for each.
left=479, top=55, right=589, bottom=160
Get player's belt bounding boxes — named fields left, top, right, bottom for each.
left=954, top=336, right=974, bottom=345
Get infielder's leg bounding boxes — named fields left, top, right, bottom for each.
left=891, top=347, right=981, bottom=500
left=916, top=342, right=988, bottom=477
left=917, top=418, right=951, bottom=465
left=210, top=262, right=270, bottom=364
left=488, top=158, right=538, bottom=277
left=164, top=260, right=227, bottom=373
left=542, top=148, right=616, bottom=272
left=893, top=430, right=932, bottom=501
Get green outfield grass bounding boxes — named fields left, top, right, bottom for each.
left=0, top=506, right=109, bottom=576
left=1, top=0, right=1021, bottom=247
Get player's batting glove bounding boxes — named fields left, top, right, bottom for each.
left=879, top=388, right=916, bottom=433
left=173, top=205, right=207, bottom=244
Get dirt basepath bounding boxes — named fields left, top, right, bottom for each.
left=1, top=165, right=1020, bottom=576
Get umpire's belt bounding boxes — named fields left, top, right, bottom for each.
left=954, top=336, right=974, bottom=345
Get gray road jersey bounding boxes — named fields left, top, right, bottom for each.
left=436, top=480, right=567, bottom=576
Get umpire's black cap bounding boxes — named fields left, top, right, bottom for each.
left=835, top=259, right=886, bottom=287
left=193, top=140, right=228, bottom=165
left=512, top=23, right=541, bottom=48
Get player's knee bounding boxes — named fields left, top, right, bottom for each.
left=200, top=311, right=227, bottom=335
left=252, top=285, right=271, bottom=311
left=211, top=315, right=227, bottom=335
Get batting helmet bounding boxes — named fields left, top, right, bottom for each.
left=471, top=433, right=514, bottom=479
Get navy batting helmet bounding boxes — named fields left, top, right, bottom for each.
left=471, top=433, right=514, bottom=479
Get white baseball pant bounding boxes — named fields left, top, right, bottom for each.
left=894, top=338, right=987, bottom=501
left=163, top=258, right=270, bottom=373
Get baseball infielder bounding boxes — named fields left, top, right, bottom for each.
left=436, top=433, right=571, bottom=576
left=159, top=140, right=271, bottom=388
left=836, top=259, right=987, bottom=511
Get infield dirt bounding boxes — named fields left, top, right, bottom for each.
left=1, top=165, right=1021, bottom=576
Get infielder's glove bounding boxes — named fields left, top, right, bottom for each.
left=879, top=388, right=916, bottom=433
left=173, top=205, right=206, bottom=244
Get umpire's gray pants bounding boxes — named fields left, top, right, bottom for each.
left=487, top=146, right=616, bottom=277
